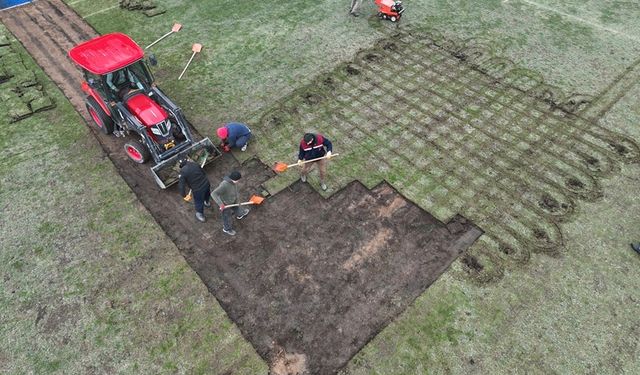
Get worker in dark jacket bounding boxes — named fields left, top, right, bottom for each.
left=298, top=132, right=333, bottom=191
left=210, top=171, right=249, bottom=236
left=216, top=122, right=252, bottom=152
left=178, top=159, right=211, bottom=223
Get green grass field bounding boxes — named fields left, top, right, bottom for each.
left=2, top=0, right=640, bottom=373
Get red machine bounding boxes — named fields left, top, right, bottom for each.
left=375, top=0, right=404, bottom=22
left=69, top=33, right=218, bottom=188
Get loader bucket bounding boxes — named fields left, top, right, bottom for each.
left=150, top=137, right=220, bottom=189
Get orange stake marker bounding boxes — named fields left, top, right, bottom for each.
left=145, top=23, right=182, bottom=49
left=178, top=43, right=202, bottom=80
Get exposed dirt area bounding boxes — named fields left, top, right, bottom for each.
left=178, top=172, right=481, bottom=374
left=1, top=3, right=483, bottom=373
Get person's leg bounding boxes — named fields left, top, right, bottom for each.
left=222, top=208, right=234, bottom=231
left=192, top=193, right=205, bottom=222
left=350, top=0, right=361, bottom=15
left=202, top=183, right=211, bottom=207
left=236, top=205, right=249, bottom=220
left=301, top=162, right=313, bottom=182
left=193, top=188, right=206, bottom=214
left=192, top=184, right=211, bottom=212
left=318, top=158, right=327, bottom=190
left=236, top=134, right=250, bottom=151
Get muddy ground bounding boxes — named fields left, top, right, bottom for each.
left=175, top=161, right=481, bottom=373
left=1, top=2, right=483, bottom=373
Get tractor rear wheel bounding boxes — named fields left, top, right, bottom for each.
left=124, top=141, right=150, bottom=164
left=390, top=16, right=397, bottom=22
left=85, top=96, right=113, bottom=135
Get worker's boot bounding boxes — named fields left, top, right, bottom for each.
left=237, top=209, right=249, bottom=220
left=204, top=200, right=211, bottom=208
left=223, top=228, right=236, bottom=236
left=195, top=212, right=206, bottom=223
left=300, top=174, right=307, bottom=183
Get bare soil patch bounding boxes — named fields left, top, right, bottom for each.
left=179, top=175, right=481, bottom=374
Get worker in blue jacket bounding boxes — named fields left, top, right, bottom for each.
left=298, top=132, right=333, bottom=191
left=216, top=122, right=252, bottom=152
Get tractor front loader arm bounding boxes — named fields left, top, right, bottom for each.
left=150, top=137, right=220, bottom=189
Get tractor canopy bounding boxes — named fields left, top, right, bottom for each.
left=69, top=33, right=145, bottom=75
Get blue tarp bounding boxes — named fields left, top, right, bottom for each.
left=0, top=0, right=32, bottom=10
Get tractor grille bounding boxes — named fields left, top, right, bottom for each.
left=151, top=119, right=172, bottom=137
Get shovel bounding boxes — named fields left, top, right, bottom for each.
left=223, top=195, right=265, bottom=208
left=145, top=23, right=182, bottom=49
left=273, top=153, right=339, bottom=173
left=178, top=43, right=202, bottom=80
left=183, top=151, right=209, bottom=202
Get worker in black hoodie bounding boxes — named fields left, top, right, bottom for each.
left=178, top=158, right=211, bottom=222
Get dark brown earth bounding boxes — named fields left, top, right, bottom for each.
left=191, top=178, right=481, bottom=374
left=1, top=2, right=482, bottom=374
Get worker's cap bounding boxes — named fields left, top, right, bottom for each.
left=229, top=170, right=242, bottom=181
left=216, top=126, right=228, bottom=139
left=303, top=133, right=315, bottom=144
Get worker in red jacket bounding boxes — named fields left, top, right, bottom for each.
left=298, top=133, right=333, bottom=191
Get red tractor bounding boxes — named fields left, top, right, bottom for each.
left=69, top=33, right=218, bottom=188
left=375, top=0, right=404, bottom=22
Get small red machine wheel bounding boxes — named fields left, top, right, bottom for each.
left=124, top=141, right=150, bottom=164
left=390, top=16, right=397, bottom=22
left=85, top=96, right=113, bottom=135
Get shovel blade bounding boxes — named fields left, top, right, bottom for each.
left=249, top=195, right=265, bottom=205
left=172, top=23, right=182, bottom=32
left=192, top=43, right=203, bottom=53
left=273, top=162, right=288, bottom=173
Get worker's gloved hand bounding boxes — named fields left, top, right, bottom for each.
left=297, top=160, right=303, bottom=165
left=326, top=151, right=332, bottom=158
left=219, top=204, right=225, bottom=211
left=183, top=192, right=193, bottom=202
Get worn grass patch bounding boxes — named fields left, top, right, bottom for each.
left=0, top=25, right=266, bottom=374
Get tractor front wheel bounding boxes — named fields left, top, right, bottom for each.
left=85, top=96, right=113, bottom=135
left=390, top=16, right=397, bottom=22
left=124, top=141, right=150, bottom=164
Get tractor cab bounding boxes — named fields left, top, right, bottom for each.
left=103, top=62, right=148, bottom=100
left=69, top=33, right=218, bottom=189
